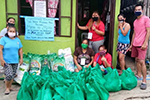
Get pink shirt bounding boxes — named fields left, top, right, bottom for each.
left=133, top=16, right=150, bottom=46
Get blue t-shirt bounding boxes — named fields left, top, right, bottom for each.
left=0, top=36, right=23, bottom=64
left=118, top=28, right=130, bottom=44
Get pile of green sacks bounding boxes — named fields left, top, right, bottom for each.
left=17, top=61, right=137, bottom=100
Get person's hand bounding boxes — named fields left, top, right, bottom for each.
left=77, top=65, right=82, bottom=70
left=101, top=56, right=106, bottom=62
left=19, top=59, right=23, bottom=65
left=0, top=59, right=5, bottom=67
left=118, top=22, right=123, bottom=28
left=100, top=68, right=104, bottom=72
left=141, top=43, right=147, bottom=50
left=127, top=45, right=132, bottom=52
left=92, top=26, right=96, bottom=31
left=85, top=64, right=90, bottom=68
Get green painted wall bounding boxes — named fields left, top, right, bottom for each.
left=0, top=0, right=76, bottom=55
left=112, top=0, right=121, bottom=68
left=0, top=0, right=6, bottom=31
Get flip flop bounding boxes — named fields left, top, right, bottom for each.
left=5, top=90, right=10, bottom=95
left=135, top=75, right=142, bottom=79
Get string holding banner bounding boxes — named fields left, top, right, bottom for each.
left=20, top=16, right=59, bottom=41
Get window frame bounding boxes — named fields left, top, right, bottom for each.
left=5, top=0, right=73, bottom=37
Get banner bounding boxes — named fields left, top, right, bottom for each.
left=23, top=16, right=58, bottom=41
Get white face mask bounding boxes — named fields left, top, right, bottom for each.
left=8, top=32, right=16, bottom=38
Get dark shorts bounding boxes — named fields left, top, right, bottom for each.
left=4, top=63, right=18, bottom=81
left=117, top=42, right=130, bottom=55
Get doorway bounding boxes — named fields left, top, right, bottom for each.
left=75, top=0, right=114, bottom=54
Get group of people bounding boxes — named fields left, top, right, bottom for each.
left=75, top=4, right=150, bottom=90
left=0, top=3, right=149, bottom=95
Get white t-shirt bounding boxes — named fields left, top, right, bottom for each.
left=0, top=28, right=19, bottom=36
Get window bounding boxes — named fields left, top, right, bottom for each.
left=17, top=0, right=72, bottom=37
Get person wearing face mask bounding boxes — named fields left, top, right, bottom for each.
left=0, top=26, right=23, bottom=95
left=77, top=11, right=105, bottom=54
left=128, top=4, right=150, bottom=90
left=0, top=17, right=19, bottom=39
left=73, top=39, right=94, bottom=72
left=117, top=13, right=131, bottom=75
left=93, top=45, right=112, bottom=72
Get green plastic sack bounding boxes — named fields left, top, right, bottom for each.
left=41, top=55, right=51, bottom=68
left=30, top=55, right=43, bottom=75
left=53, top=93, right=64, bottom=100
left=90, top=77, right=109, bottom=100
left=120, top=68, right=137, bottom=90
left=51, top=56, right=65, bottom=71
left=17, top=72, right=33, bottom=100
left=85, top=83, right=99, bottom=100
left=40, top=65, right=51, bottom=76
left=104, top=69, right=122, bottom=92
left=65, top=83, right=84, bottom=100
left=41, top=81, right=52, bottom=100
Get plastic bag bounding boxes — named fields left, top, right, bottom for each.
left=104, top=69, right=122, bottom=92
left=0, top=65, right=5, bottom=80
left=14, top=57, right=30, bottom=84
left=85, top=83, right=99, bottom=100
left=120, top=68, right=137, bottom=90
left=29, top=55, right=43, bottom=75
left=65, top=83, right=84, bottom=100
left=51, top=56, right=65, bottom=71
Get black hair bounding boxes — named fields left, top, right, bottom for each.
left=82, top=38, right=89, bottom=44
left=5, top=26, right=17, bottom=38
left=98, top=45, right=107, bottom=51
left=7, top=17, right=15, bottom=22
left=117, top=13, right=126, bottom=18
left=135, top=3, right=143, bottom=10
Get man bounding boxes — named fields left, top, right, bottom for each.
left=129, top=4, right=150, bottom=90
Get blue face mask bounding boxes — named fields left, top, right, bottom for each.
left=135, top=11, right=142, bottom=16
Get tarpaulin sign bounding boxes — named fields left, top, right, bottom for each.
left=20, top=16, right=59, bottom=41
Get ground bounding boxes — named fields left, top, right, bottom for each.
left=0, top=56, right=150, bottom=100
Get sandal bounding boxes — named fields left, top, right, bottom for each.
left=5, top=90, right=10, bottom=95
left=135, top=75, right=142, bottom=79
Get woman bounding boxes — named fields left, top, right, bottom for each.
left=0, top=26, right=23, bottom=95
left=93, top=45, right=112, bottom=72
left=77, top=11, right=105, bottom=53
left=0, top=17, right=19, bottom=38
left=117, top=14, right=131, bottom=74
left=74, top=39, right=94, bottom=72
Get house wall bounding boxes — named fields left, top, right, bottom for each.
left=0, top=0, right=77, bottom=54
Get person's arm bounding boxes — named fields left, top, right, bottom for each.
left=0, top=45, right=5, bottom=67
left=101, top=56, right=111, bottom=67
left=141, top=27, right=150, bottom=50
left=19, top=48, right=23, bottom=65
left=85, top=56, right=94, bottom=68
left=92, top=26, right=105, bottom=35
left=73, top=55, right=82, bottom=70
left=128, top=31, right=135, bottom=51
left=120, top=23, right=131, bottom=36
left=77, top=23, right=88, bottom=30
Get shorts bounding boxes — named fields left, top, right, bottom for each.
left=4, top=63, right=18, bottom=81
left=117, top=42, right=130, bottom=55
left=131, top=46, right=147, bottom=60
